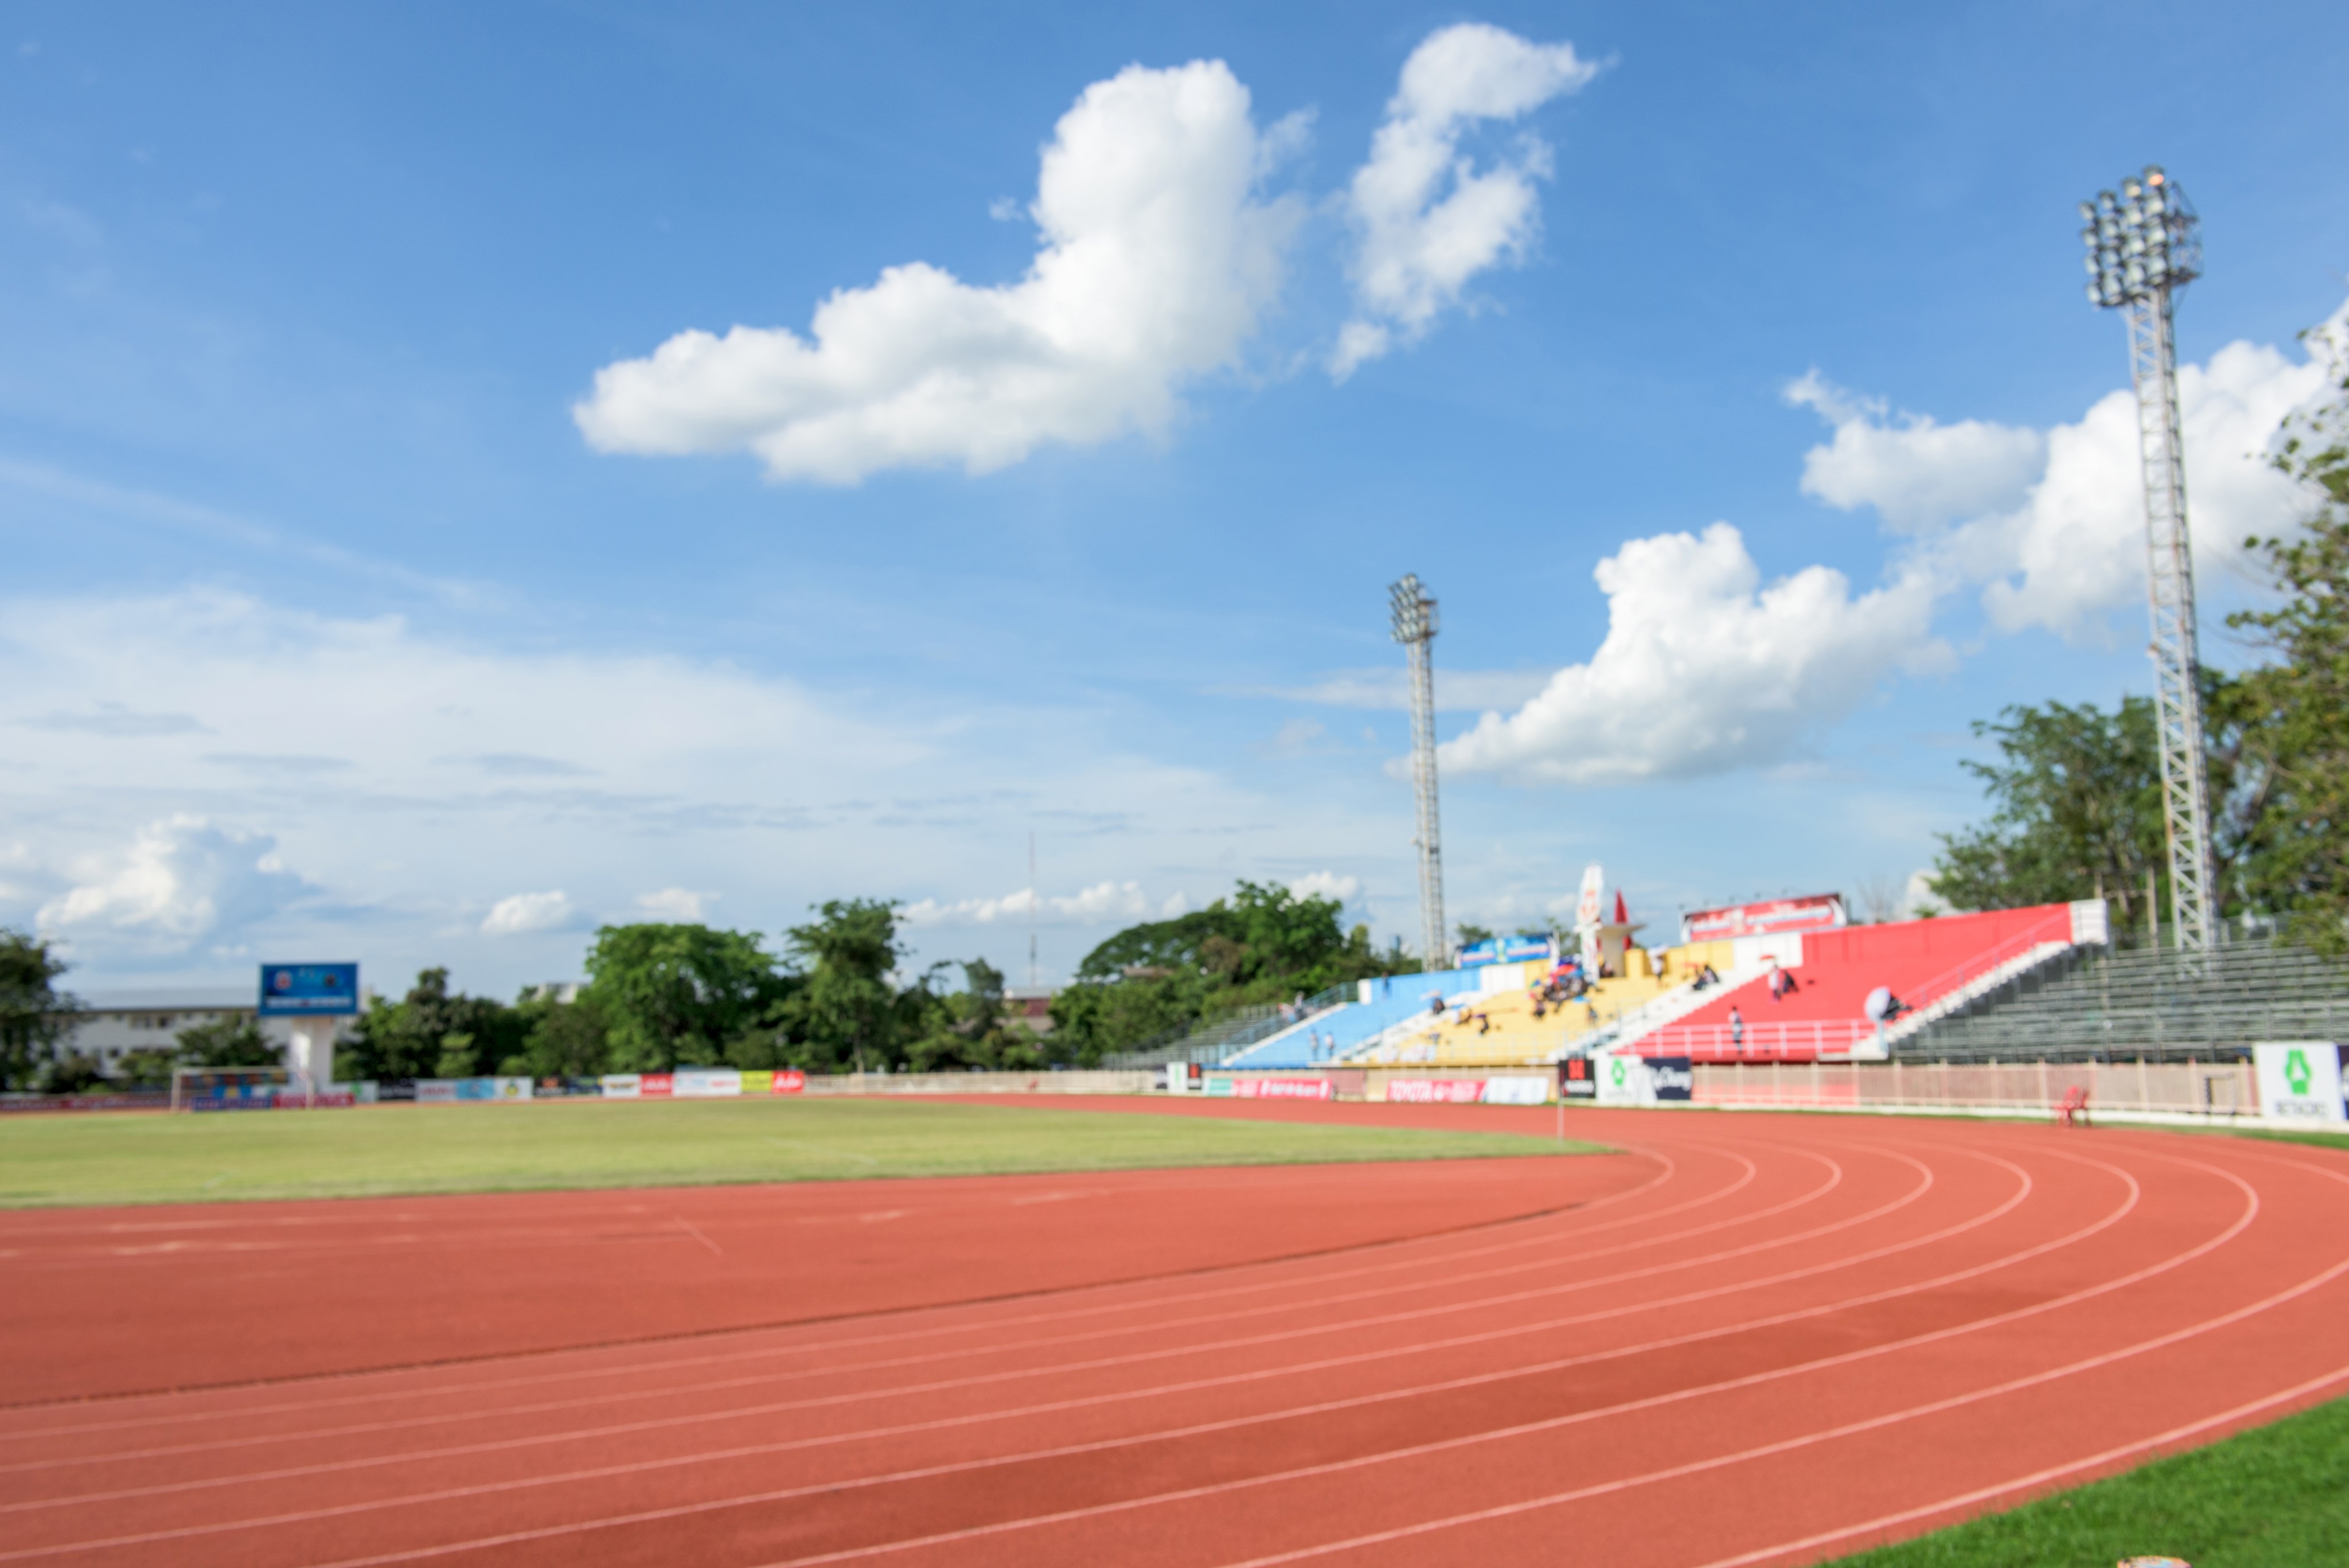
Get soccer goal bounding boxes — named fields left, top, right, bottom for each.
left=170, top=1066, right=289, bottom=1113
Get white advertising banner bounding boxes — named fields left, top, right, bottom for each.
left=1595, top=1054, right=1692, bottom=1106
left=599, top=1074, right=642, bottom=1099
left=2255, top=1042, right=2346, bottom=1125
left=673, top=1069, right=743, bottom=1099
left=1481, top=1075, right=1550, bottom=1106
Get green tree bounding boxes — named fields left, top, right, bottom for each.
left=1051, top=880, right=1411, bottom=1061
left=1926, top=680, right=2264, bottom=933
left=906, top=958, right=1049, bottom=1072
left=518, top=990, right=614, bottom=1079
left=584, top=924, right=790, bottom=1071
left=2230, top=332, right=2349, bottom=954
left=777, top=900, right=902, bottom=1072
left=114, top=1047, right=181, bottom=1087
left=344, top=969, right=529, bottom=1081
left=1456, top=923, right=1496, bottom=949
left=175, top=1017, right=282, bottom=1068
left=0, top=929, right=76, bottom=1091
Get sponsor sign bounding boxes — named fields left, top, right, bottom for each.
left=1595, top=1054, right=1696, bottom=1106
left=1679, top=895, right=1846, bottom=945
left=772, top=1068, right=806, bottom=1095
left=258, top=962, right=361, bottom=1017
left=2254, top=1042, right=2346, bottom=1124
left=1165, top=1063, right=1189, bottom=1095
left=639, top=1072, right=674, bottom=1099
left=272, top=1090, right=357, bottom=1109
left=1203, top=1074, right=1235, bottom=1098
left=600, top=1074, right=641, bottom=1099
left=1232, top=1076, right=1333, bottom=1100
left=1481, top=1075, right=1550, bottom=1106
left=1559, top=1056, right=1597, bottom=1099
left=674, top=1069, right=742, bottom=1099
left=415, top=1079, right=459, bottom=1104
left=1385, top=1078, right=1485, bottom=1105
left=452, top=1076, right=530, bottom=1102
left=1458, top=936, right=1558, bottom=969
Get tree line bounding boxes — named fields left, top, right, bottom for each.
left=1930, top=333, right=2346, bottom=956
left=0, top=879, right=1414, bottom=1090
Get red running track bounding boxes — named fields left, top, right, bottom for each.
left=3, top=1098, right=2348, bottom=1568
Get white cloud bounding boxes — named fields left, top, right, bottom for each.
left=37, top=814, right=310, bottom=950
left=575, top=60, right=1301, bottom=483
left=481, top=890, right=576, bottom=936
left=1784, top=372, right=2046, bottom=532
left=1332, top=24, right=1598, bottom=379
left=1793, top=291, right=2346, bottom=639
left=903, top=879, right=1177, bottom=927
left=1439, top=523, right=1947, bottom=783
left=637, top=887, right=713, bottom=922
left=1288, top=871, right=1361, bottom=902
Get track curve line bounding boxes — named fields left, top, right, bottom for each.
left=2, top=1104, right=2344, bottom=1568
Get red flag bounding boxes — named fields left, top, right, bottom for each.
left=1613, top=891, right=1629, bottom=924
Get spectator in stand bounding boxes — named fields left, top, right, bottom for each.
left=1728, top=1006, right=1745, bottom=1051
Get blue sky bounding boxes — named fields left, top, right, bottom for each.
left=3, top=1, right=2346, bottom=998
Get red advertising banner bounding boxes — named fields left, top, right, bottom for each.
left=1383, top=1078, right=1486, bottom=1104
left=1679, top=893, right=1847, bottom=945
left=638, top=1072, right=674, bottom=1099
left=1232, top=1077, right=1333, bottom=1101
left=772, top=1070, right=806, bottom=1096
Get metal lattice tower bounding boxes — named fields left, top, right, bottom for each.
left=1388, top=574, right=1446, bottom=970
left=2081, top=165, right=2216, bottom=954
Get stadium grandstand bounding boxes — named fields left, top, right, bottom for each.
left=1115, top=864, right=2349, bottom=1071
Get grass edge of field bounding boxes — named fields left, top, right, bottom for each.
left=1817, top=1389, right=2349, bottom=1566
left=0, top=1098, right=1615, bottom=1209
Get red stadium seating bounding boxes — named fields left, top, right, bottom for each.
left=1638, top=903, right=2078, bottom=1062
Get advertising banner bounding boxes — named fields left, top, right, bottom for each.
left=451, top=1077, right=531, bottom=1102
left=1165, top=1063, right=1189, bottom=1095
left=1596, top=1055, right=1695, bottom=1106
left=1459, top=936, right=1558, bottom=969
left=638, top=1072, right=674, bottom=1099
left=599, top=1074, right=641, bottom=1099
left=1680, top=895, right=1845, bottom=945
left=1481, top=1076, right=1550, bottom=1106
left=1203, top=1075, right=1235, bottom=1097
left=415, top=1080, right=459, bottom=1104
left=1234, top=1076, right=1334, bottom=1100
left=673, top=1069, right=742, bottom=1099
left=1385, top=1078, right=1486, bottom=1105
left=1559, top=1056, right=1597, bottom=1099
left=772, top=1068, right=806, bottom=1095
left=2254, top=1043, right=2346, bottom=1124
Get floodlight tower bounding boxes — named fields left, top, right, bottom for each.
left=2080, top=165, right=2216, bottom=954
left=1388, top=574, right=1446, bottom=970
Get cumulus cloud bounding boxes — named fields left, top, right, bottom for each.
left=1288, top=871, right=1361, bottom=902
left=903, top=880, right=1189, bottom=927
left=481, top=890, right=576, bottom=936
left=1439, top=524, right=1946, bottom=783
left=575, top=61, right=1300, bottom=483
left=1792, top=291, right=2346, bottom=639
left=1332, top=24, right=1598, bottom=380
left=37, top=814, right=310, bottom=951
left=637, top=887, right=713, bottom=922
left=1784, top=372, right=2045, bottom=532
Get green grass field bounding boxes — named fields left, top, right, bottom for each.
left=0, top=1096, right=1603, bottom=1208
left=1823, top=1394, right=2349, bottom=1567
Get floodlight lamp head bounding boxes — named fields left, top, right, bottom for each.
left=2079, top=164, right=2200, bottom=309
left=1387, top=573, right=1436, bottom=644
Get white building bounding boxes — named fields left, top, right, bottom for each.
left=57, top=989, right=355, bottom=1074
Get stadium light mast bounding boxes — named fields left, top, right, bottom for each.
left=2080, top=165, right=2217, bottom=954
left=1388, top=574, right=1447, bottom=971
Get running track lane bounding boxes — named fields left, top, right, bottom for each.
left=0, top=1103, right=2344, bottom=1567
